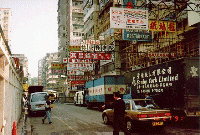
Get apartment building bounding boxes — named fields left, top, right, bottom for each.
left=38, top=52, right=60, bottom=91
left=58, top=0, right=67, bottom=62
left=57, top=0, right=199, bottom=83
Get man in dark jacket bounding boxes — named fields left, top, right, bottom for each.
left=42, top=95, right=53, bottom=124
left=113, top=92, right=130, bottom=135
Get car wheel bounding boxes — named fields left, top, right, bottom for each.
left=126, top=119, right=132, bottom=133
left=103, top=114, right=110, bottom=124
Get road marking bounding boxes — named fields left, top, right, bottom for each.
left=52, top=114, right=80, bottom=134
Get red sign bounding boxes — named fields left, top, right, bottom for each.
left=70, top=52, right=112, bottom=60
left=13, top=57, right=19, bottom=69
left=71, top=80, right=85, bottom=84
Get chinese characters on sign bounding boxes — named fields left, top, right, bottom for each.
left=131, top=66, right=179, bottom=94
left=149, top=20, right=176, bottom=32
left=123, top=29, right=152, bottom=41
left=63, top=58, right=95, bottom=64
left=80, top=40, right=115, bottom=52
left=68, top=46, right=81, bottom=51
left=80, top=44, right=115, bottom=52
left=70, top=52, right=112, bottom=60
left=51, top=63, right=66, bottom=75
left=110, top=7, right=148, bottom=30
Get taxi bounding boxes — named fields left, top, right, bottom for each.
left=102, top=99, right=172, bottom=132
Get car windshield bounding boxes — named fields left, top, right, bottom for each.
left=132, top=100, right=160, bottom=110
left=31, top=93, right=47, bottom=102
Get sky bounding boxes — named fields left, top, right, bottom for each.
left=1, top=0, right=58, bottom=77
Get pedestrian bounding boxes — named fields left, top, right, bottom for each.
left=112, top=91, right=130, bottom=135
left=23, top=95, right=28, bottom=107
left=42, top=95, right=53, bottom=124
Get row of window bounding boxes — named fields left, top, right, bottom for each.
left=73, top=32, right=84, bottom=37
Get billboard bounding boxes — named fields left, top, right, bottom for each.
left=149, top=20, right=176, bottom=32
left=110, top=7, right=148, bottom=30
left=123, top=29, right=152, bottom=41
left=70, top=52, right=112, bottom=60
left=51, top=63, right=66, bottom=75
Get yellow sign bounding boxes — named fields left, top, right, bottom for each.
left=68, top=46, right=81, bottom=51
left=23, top=84, right=29, bottom=91
left=51, top=63, right=65, bottom=69
left=149, top=20, right=176, bottom=32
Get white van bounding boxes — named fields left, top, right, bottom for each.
left=28, top=92, right=48, bottom=115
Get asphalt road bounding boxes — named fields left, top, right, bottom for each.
left=29, top=102, right=200, bottom=135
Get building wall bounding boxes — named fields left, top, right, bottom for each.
left=0, top=25, right=23, bottom=135
left=58, top=0, right=67, bottom=62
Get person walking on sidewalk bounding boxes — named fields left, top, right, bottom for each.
left=42, top=95, right=53, bottom=124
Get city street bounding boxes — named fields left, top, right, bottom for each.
left=29, top=102, right=200, bottom=135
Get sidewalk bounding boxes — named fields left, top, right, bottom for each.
left=17, top=110, right=31, bottom=135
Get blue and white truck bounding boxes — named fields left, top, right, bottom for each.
left=85, top=75, right=126, bottom=111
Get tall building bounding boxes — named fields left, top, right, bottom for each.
left=38, top=52, right=60, bottom=90
left=0, top=8, right=11, bottom=47
left=66, top=0, right=84, bottom=56
left=58, top=0, right=84, bottom=62
left=57, top=0, right=67, bottom=62
left=57, top=0, right=199, bottom=80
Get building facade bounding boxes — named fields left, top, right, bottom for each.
left=0, top=8, right=11, bottom=48
left=57, top=0, right=67, bottom=62
left=0, top=25, right=23, bottom=135
left=38, top=52, right=60, bottom=91
left=56, top=0, right=199, bottom=91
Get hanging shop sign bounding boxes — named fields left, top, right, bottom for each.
left=110, top=7, right=148, bottom=30
left=51, top=69, right=66, bottom=75
left=148, top=53, right=177, bottom=58
left=67, top=75, right=93, bottom=81
left=51, top=63, right=66, bottom=75
left=12, top=57, right=20, bottom=69
left=71, top=80, right=85, bottom=85
left=80, top=44, right=115, bottom=52
left=67, top=70, right=84, bottom=76
left=70, top=38, right=82, bottom=46
left=63, top=58, right=95, bottom=64
left=149, top=20, right=176, bottom=32
left=123, top=29, right=152, bottom=41
left=51, top=63, right=65, bottom=69
left=79, top=39, right=115, bottom=52
left=68, top=46, right=81, bottom=51
left=67, top=63, right=93, bottom=71
left=70, top=52, right=112, bottom=60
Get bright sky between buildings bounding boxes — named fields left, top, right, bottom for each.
left=1, top=0, right=58, bottom=77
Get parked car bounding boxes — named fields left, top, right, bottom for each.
left=28, top=92, right=48, bottom=116
left=102, top=99, right=172, bottom=132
